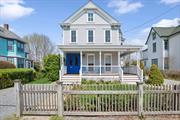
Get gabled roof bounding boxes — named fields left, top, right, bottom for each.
left=0, top=26, right=26, bottom=43
left=145, top=26, right=180, bottom=44
left=61, top=0, right=119, bottom=26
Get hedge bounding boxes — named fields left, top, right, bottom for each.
left=0, top=68, right=34, bottom=89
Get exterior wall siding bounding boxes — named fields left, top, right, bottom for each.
left=169, top=34, right=180, bottom=71
left=145, top=29, right=164, bottom=70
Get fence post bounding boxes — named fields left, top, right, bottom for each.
left=137, top=82, right=143, bottom=117
left=57, top=81, right=63, bottom=117
left=14, top=80, right=22, bottom=117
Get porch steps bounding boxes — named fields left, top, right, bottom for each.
left=61, top=75, right=81, bottom=84
left=121, top=75, right=140, bottom=84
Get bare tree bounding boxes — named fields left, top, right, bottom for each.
left=23, top=33, right=55, bottom=66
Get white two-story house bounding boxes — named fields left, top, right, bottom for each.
left=58, top=1, right=143, bottom=84
left=142, top=26, right=180, bottom=71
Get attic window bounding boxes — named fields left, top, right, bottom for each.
left=152, top=32, right=156, bottom=40
left=88, top=12, right=93, bottom=22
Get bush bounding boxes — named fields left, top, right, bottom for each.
left=146, top=64, right=164, bottom=85
left=34, top=62, right=41, bottom=71
left=0, top=68, right=34, bottom=89
left=0, top=61, right=16, bottom=69
left=44, top=54, right=60, bottom=81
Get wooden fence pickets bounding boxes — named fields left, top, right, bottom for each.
left=14, top=80, right=180, bottom=117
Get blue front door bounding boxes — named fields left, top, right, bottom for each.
left=66, top=53, right=80, bottom=74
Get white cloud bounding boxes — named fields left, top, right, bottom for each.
left=152, top=18, right=180, bottom=27
left=161, top=0, right=180, bottom=4
left=126, top=18, right=180, bottom=46
left=108, top=0, right=143, bottom=14
left=0, top=0, right=34, bottom=20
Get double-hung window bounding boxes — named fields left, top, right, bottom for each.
left=71, top=30, right=76, bottom=43
left=105, top=30, right=111, bottom=43
left=153, top=42, right=156, bottom=52
left=164, top=40, right=169, bottom=50
left=17, top=42, right=24, bottom=52
left=152, top=32, right=156, bottom=40
left=7, top=57, right=14, bottom=64
left=7, top=40, right=14, bottom=52
left=152, top=59, right=158, bottom=66
left=88, top=12, right=93, bottom=22
left=88, top=30, right=94, bottom=43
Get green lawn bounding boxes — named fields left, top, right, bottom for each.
left=29, top=78, right=52, bottom=84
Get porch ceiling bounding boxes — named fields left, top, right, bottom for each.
left=58, top=45, right=143, bottom=52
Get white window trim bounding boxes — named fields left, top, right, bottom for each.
left=70, top=30, right=78, bottom=44
left=87, top=11, right=94, bottom=22
left=104, top=30, right=112, bottom=43
left=87, top=53, right=95, bottom=66
left=104, top=53, right=112, bottom=72
left=86, top=30, right=95, bottom=43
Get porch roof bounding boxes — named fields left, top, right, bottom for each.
left=58, top=44, right=143, bottom=52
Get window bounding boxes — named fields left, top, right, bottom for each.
left=104, top=54, right=112, bottom=72
left=88, top=30, right=94, bottom=43
left=105, top=30, right=111, bottom=43
left=71, top=30, right=76, bottom=43
left=164, top=40, right=169, bottom=50
left=88, top=12, right=93, bottom=22
left=152, top=59, right=158, bottom=66
left=164, top=57, right=169, bottom=70
left=153, top=43, right=156, bottom=52
left=17, top=58, right=24, bottom=68
left=87, top=54, right=95, bottom=71
left=7, top=57, right=14, bottom=64
left=17, top=42, right=24, bottom=52
left=152, top=32, right=156, bottom=40
left=7, top=40, right=14, bottom=51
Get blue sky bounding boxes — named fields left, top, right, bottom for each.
left=0, top=0, right=180, bottom=45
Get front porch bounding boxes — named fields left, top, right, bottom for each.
left=59, top=45, right=143, bottom=84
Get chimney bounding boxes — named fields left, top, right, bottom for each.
left=4, top=24, right=9, bottom=31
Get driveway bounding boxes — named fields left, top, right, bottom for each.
left=0, top=87, right=16, bottom=120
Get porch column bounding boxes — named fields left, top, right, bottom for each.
left=61, top=52, right=64, bottom=68
left=118, top=51, right=121, bottom=67
left=80, top=51, right=82, bottom=76
left=99, top=51, right=101, bottom=76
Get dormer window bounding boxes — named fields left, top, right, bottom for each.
left=88, top=12, right=93, bottom=22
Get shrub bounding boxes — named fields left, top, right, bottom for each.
left=0, top=68, right=34, bottom=89
left=146, top=64, right=164, bottom=85
left=0, top=61, right=16, bottom=69
left=34, top=62, right=41, bottom=71
left=44, top=54, right=60, bottom=81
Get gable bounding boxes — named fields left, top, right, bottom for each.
left=62, top=1, right=119, bottom=25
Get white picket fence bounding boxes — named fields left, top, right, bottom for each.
left=14, top=80, right=180, bottom=117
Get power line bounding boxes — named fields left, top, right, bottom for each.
left=124, top=5, right=179, bottom=33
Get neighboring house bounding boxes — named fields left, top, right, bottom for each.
left=59, top=1, right=143, bottom=84
left=0, top=24, right=33, bottom=68
left=142, top=26, right=180, bottom=71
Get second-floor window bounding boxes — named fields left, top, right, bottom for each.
left=88, top=30, right=94, bottom=43
left=105, top=30, right=111, bottom=43
left=17, top=42, right=24, bottom=52
left=153, top=42, right=156, bottom=52
left=7, top=40, right=14, bottom=52
left=88, top=12, right=93, bottom=22
left=152, top=58, right=158, bottom=67
left=71, top=30, right=76, bottom=43
left=164, top=40, right=169, bottom=50
left=152, top=32, right=156, bottom=40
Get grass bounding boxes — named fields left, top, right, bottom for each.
left=49, top=116, right=64, bottom=120
left=3, top=115, right=20, bottom=120
left=29, top=78, right=52, bottom=84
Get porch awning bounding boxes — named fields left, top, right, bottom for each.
left=58, top=44, right=143, bottom=52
